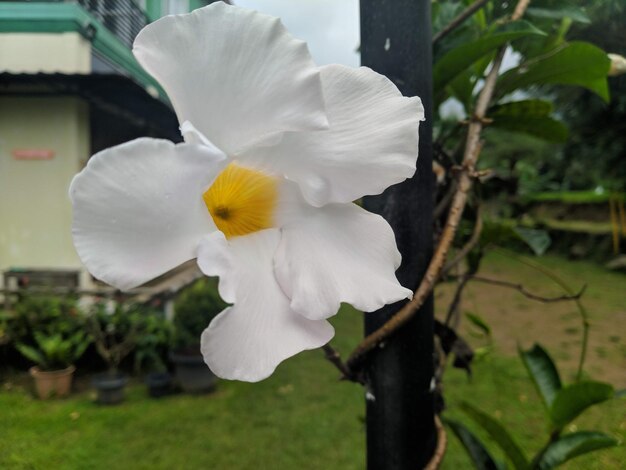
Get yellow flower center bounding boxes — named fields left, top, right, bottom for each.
left=203, top=163, right=278, bottom=239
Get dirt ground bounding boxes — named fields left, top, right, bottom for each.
left=435, top=251, right=626, bottom=387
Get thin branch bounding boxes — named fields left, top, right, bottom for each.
left=322, top=344, right=363, bottom=384
left=434, top=181, right=456, bottom=220
left=88, top=317, right=112, bottom=365
left=432, top=0, right=490, bottom=44
left=115, top=323, right=140, bottom=365
left=444, top=274, right=472, bottom=327
left=470, top=276, right=586, bottom=303
left=424, top=415, right=448, bottom=470
left=443, top=205, right=483, bottom=275
left=512, top=0, right=532, bottom=22
left=345, top=0, right=532, bottom=373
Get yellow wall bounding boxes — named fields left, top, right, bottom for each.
left=0, top=32, right=91, bottom=74
left=0, top=97, right=89, bottom=280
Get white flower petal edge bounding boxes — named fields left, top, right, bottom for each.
left=70, top=138, right=226, bottom=290
left=199, top=229, right=334, bottom=382
left=196, top=231, right=236, bottom=304
left=133, top=2, right=328, bottom=156
left=238, top=64, right=425, bottom=207
left=274, top=202, right=412, bottom=321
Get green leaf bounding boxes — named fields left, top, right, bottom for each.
left=489, top=100, right=568, bottom=143
left=434, top=21, right=546, bottom=92
left=480, top=219, right=551, bottom=255
left=526, top=6, right=590, bottom=24
left=491, top=116, right=568, bottom=143
left=73, top=336, right=90, bottom=362
left=536, top=431, right=618, bottom=469
left=519, top=344, right=562, bottom=410
left=447, top=69, right=476, bottom=110
left=491, top=99, right=554, bottom=116
left=443, top=53, right=495, bottom=110
left=15, top=343, right=46, bottom=367
left=550, top=382, right=614, bottom=429
left=497, top=42, right=611, bottom=102
left=460, top=402, right=529, bottom=470
left=466, top=312, right=491, bottom=337
left=513, top=227, right=552, bottom=255
left=432, top=2, right=465, bottom=37
left=444, top=418, right=504, bottom=470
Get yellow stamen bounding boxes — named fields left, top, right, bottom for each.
left=203, top=163, right=278, bottom=239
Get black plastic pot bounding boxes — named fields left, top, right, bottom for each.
left=145, top=372, right=173, bottom=398
left=169, top=351, right=217, bottom=394
left=92, top=372, right=128, bottom=405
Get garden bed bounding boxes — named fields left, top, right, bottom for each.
left=1, top=253, right=624, bottom=469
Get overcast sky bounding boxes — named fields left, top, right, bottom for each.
left=236, top=0, right=360, bottom=67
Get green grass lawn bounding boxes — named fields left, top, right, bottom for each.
left=1, top=253, right=624, bottom=469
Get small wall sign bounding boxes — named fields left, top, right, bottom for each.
left=12, top=149, right=55, bottom=160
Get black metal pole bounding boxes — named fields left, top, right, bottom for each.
left=360, top=1, right=435, bottom=468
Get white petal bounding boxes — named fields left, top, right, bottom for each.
left=133, top=3, right=328, bottom=156
left=199, top=229, right=334, bottom=382
left=70, top=138, right=226, bottom=290
left=238, top=65, right=424, bottom=206
left=275, top=203, right=412, bottom=320
left=196, top=231, right=236, bottom=304
left=180, top=121, right=224, bottom=156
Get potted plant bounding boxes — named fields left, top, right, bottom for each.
left=170, top=278, right=226, bottom=393
left=16, top=330, right=90, bottom=399
left=87, top=303, right=141, bottom=404
left=5, top=294, right=84, bottom=354
left=134, top=312, right=174, bottom=398
left=87, top=302, right=171, bottom=404
left=7, top=295, right=90, bottom=399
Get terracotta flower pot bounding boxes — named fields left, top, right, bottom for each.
left=29, top=365, right=75, bottom=399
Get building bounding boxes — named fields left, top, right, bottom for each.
left=0, top=1, right=216, bottom=294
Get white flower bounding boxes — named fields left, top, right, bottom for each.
left=69, top=3, right=424, bottom=382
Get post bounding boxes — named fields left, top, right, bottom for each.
left=360, top=0, right=436, bottom=468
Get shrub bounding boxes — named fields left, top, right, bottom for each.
left=134, top=310, right=173, bottom=373
left=5, top=295, right=84, bottom=347
left=172, top=278, right=227, bottom=352
left=3, top=295, right=90, bottom=371
left=87, top=302, right=171, bottom=374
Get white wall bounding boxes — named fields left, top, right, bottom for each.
left=0, top=32, right=91, bottom=74
left=0, top=97, right=89, bottom=283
